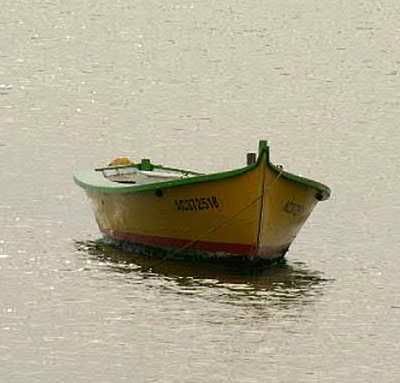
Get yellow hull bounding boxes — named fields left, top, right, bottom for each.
left=75, top=141, right=330, bottom=262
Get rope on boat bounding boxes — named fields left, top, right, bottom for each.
left=148, top=167, right=284, bottom=268
left=172, top=194, right=263, bottom=254
left=146, top=195, right=262, bottom=269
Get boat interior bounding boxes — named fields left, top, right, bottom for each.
left=97, top=158, right=202, bottom=185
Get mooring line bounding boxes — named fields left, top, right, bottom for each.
left=147, top=168, right=284, bottom=269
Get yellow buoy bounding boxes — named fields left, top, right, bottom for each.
left=108, top=157, right=133, bottom=167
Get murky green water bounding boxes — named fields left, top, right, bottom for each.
left=1, top=1, right=399, bottom=382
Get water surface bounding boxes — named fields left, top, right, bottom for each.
left=1, top=1, right=399, bottom=382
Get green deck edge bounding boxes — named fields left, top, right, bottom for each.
left=73, top=141, right=331, bottom=200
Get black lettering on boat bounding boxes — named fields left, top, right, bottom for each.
left=283, top=201, right=305, bottom=216
left=185, top=200, right=192, bottom=211
left=211, top=196, right=220, bottom=208
left=174, top=196, right=221, bottom=212
left=175, top=199, right=190, bottom=211
left=199, top=197, right=208, bottom=210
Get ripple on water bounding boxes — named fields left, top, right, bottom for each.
left=74, top=239, right=332, bottom=316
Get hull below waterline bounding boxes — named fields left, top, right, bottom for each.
left=101, top=233, right=290, bottom=265
left=100, top=228, right=290, bottom=262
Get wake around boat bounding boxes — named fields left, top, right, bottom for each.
left=74, top=141, right=330, bottom=263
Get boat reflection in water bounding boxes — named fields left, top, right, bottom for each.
left=75, top=239, right=331, bottom=314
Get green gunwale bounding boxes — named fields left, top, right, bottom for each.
left=73, top=141, right=331, bottom=200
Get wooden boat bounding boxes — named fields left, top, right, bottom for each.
left=74, top=141, right=330, bottom=263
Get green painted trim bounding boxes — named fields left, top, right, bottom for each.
left=257, top=140, right=330, bottom=200
left=271, top=164, right=331, bottom=200
left=73, top=141, right=331, bottom=200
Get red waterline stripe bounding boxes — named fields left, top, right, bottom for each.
left=100, top=228, right=256, bottom=255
